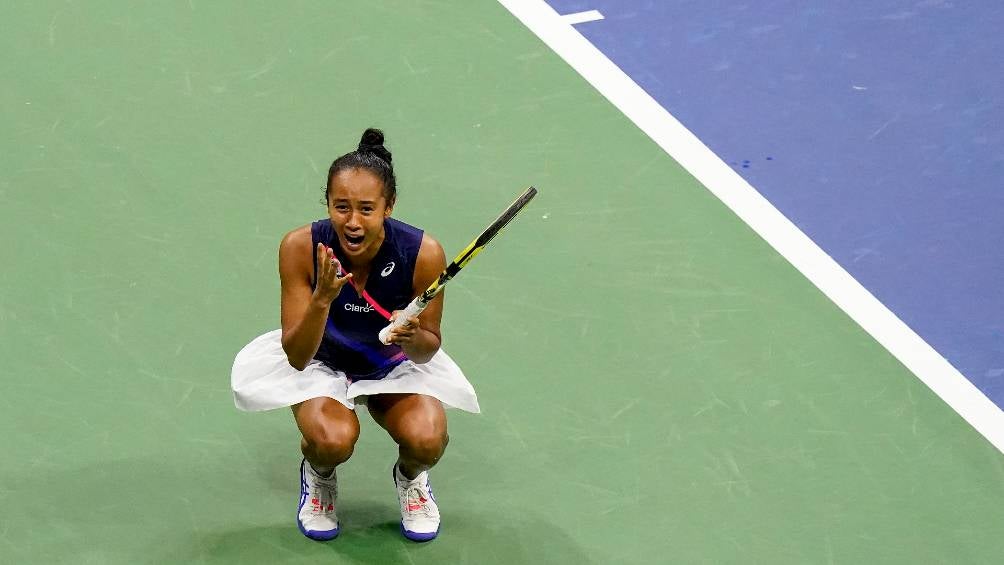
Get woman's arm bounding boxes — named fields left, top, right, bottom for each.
left=385, top=234, right=446, bottom=364
left=278, top=227, right=354, bottom=370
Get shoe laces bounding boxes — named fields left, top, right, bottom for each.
left=307, top=474, right=337, bottom=515
left=400, top=481, right=439, bottom=519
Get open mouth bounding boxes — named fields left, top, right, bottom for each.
left=344, top=233, right=365, bottom=247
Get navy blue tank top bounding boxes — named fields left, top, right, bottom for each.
left=310, top=217, right=424, bottom=380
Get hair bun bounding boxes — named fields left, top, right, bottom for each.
left=357, top=127, right=392, bottom=164
left=358, top=128, right=384, bottom=148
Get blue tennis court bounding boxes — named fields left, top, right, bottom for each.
left=540, top=0, right=1004, bottom=408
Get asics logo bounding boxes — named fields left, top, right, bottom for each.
left=381, top=262, right=395, bottom=277
left=344, top=303, right=373, bottom=313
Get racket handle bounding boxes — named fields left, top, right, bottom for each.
left=378, top=298, right=427, bottom=345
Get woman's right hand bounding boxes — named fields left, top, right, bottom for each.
left=312, top=243, right=354, bottom=304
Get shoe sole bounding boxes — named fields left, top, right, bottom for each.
left=400, top=522, right=438, bottom=542
left=298, top=520, right=340, bottom=541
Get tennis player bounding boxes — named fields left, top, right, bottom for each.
left=230, top=128, right=480, bottom=542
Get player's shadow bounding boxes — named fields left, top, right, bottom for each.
left=196, top=500, right=596, bottom=565
left=206, top=416, right=597, bottom=563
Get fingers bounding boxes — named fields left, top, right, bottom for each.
left=330, top=249, right=352, bottom=285
left=315, top=243, right=331, bottom=276
left=386, top=315, right=421, bottom=344
left=388, top=312, right=418, bottom=327
left=315, top=242, right=326, bottom=276
left=313, top=244, right=354, bottom=303
left=324, top=245, right=337, bottom=274
left=316, top=244, right=346, bottom=281
left=387, top=328, right=412, bottom=344
left=328, top=249, right=343, bottom=277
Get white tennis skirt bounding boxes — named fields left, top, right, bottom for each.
left=231, top=329, right=480, bottom=413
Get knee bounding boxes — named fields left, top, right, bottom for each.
left=399, top=427, right=449, bottom=465
left=302, top=422, right=359, bottom=465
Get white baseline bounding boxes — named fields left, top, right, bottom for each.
left=498, top=0, right=1004, bottom=453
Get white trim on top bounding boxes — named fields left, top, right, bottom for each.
left=559, top=9, right=604, bottom=25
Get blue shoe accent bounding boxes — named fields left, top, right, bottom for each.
left=297, top=459, right=339, bottom=541
left=298, top=518, right=340, bottom=541
left=400, top=522, right=439, bottom=542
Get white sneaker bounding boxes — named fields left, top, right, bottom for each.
left=394, top=464, right=440, bottom=542
left=297, top=459, right=340, bottom=540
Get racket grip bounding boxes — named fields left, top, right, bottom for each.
left=378, top=298, right=427, bottom=345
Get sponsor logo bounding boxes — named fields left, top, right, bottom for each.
left=381, top=262, right=395, bottom=277
left=344, top=303, right=374, bottom=313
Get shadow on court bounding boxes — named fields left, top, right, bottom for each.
left=195, top=504, right=596, bottom=565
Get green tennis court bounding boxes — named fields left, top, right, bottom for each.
left=2, top=2, right=1001, bottom=563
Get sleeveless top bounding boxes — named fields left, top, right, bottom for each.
left=310, top=217, right=424, bottom=380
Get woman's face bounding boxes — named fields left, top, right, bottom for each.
left=326, top=167, right=393, bottom=261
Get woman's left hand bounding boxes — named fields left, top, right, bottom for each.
left=386, top=312, right=422, bottom=345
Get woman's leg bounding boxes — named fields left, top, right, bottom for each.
left=367, top=393, right=448, bottom=479
left=368, top=393, right=448, bottom=541
left=290, top=397, right=359, bottom=541
left=291, top=397, right=360, bottom=474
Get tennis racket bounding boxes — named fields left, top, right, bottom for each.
left=378, top=186, right=538, bottom=344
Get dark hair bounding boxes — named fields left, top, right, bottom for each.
left=324, top=128, right=397, bottom=205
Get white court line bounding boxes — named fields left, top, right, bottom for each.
left=559, top=9, right=604, bottom=25
left=497, top=0, right=1004, bottom=454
